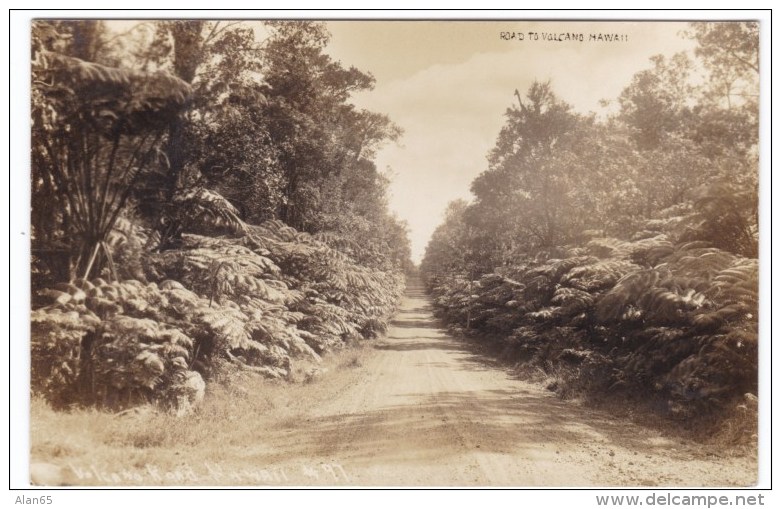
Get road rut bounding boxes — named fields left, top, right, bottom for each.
left=246, top=279, right=756, bottom=487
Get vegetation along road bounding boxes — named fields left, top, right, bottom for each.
left=31, top=278, right=756, bottom=486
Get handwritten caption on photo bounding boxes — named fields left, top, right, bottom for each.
left=500, top=31, right=629, bottom=42
left=66, top=461, right=350, bottom=485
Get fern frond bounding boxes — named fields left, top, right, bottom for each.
left=196, top=307, right=252, bottom=351
left=174, top=188, right=248, bottom=236
left=561, top=260, right=640, bottom=292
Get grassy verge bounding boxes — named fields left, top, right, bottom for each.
left=30, top=343, right=374, bottom=486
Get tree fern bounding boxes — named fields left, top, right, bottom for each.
left=32, top=48, right=192, bottom=283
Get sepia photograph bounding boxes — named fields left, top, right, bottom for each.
left=20, top=12, right=764, bottom=489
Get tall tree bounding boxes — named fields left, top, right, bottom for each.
left=688, top=22, right=759, bottom=108
left=465, top=81, right=584, bottom=273
left=618, top=53, right=695, bottom=150
left=163, top=21, right=205, bottom=200
left=420, top=200, right=473, bottom=281
left=260, top=21, right=398, bottom=232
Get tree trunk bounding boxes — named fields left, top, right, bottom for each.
left=164, top=21, right=204, bottom=200
left=69, top=20, right=102, bottom=61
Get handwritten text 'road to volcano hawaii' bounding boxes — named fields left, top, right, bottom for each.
left=500, top=32, right=629, bottom=42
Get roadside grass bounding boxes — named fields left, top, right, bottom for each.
left=30, top=343, right=375, bottom=484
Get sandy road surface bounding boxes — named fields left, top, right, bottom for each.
left=236, top=279, right=756, bottom=487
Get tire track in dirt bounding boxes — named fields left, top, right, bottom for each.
left=241, top=278, right=756, bottom=487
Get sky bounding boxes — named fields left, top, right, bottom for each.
left=324, top=21, right=696, bottom=262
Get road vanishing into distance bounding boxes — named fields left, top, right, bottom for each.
left=244, top=279, right=756, bottom=487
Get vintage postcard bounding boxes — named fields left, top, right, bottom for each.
left=23, top=15, right=762, bottom=490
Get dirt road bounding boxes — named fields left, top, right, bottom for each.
left=236, top=279, right=756, bottom=487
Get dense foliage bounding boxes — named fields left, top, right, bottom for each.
left=421, top=22, right=759, bottom=422
left=32, top=219, right=404, bottom=411
left=31, top=20, right=410, bottom=413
